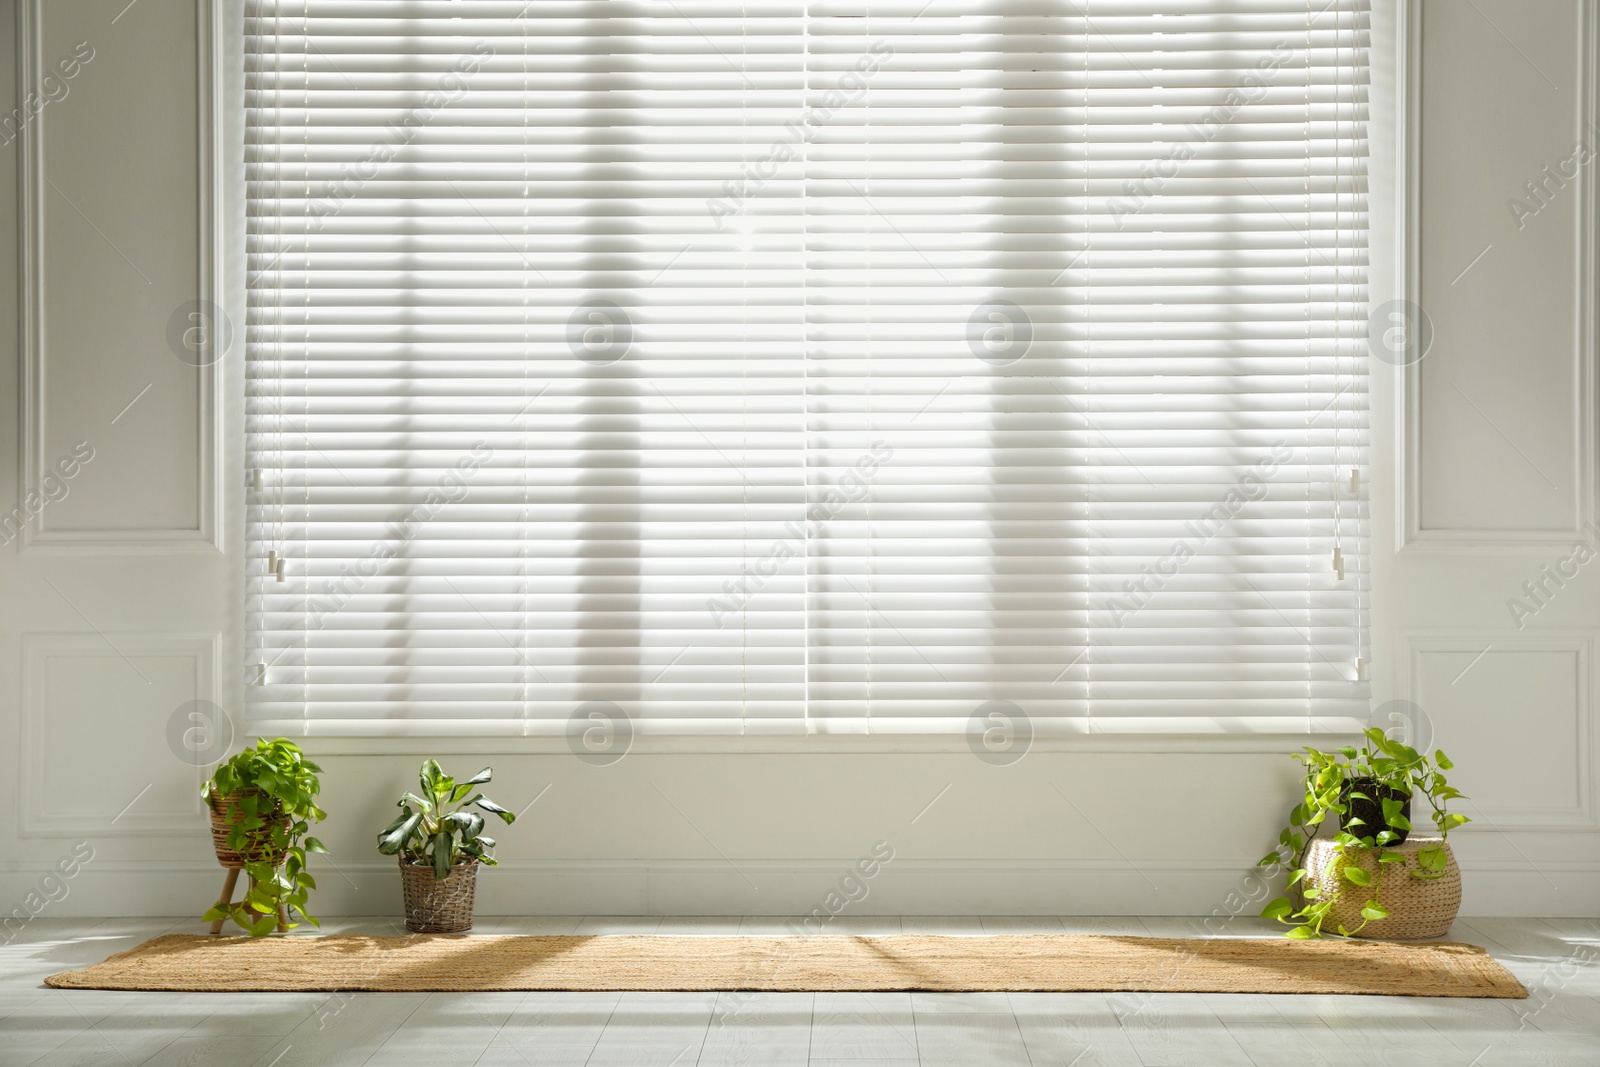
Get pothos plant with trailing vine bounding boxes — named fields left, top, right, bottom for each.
left=200, top=738, right=328, bottom=937
left=1258, top=727, right=1469, bottom=938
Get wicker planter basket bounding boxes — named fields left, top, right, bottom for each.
left=400, top=859, right=479, bottom=933
left=207, top=789, right=289, bottom=870
left=1306, top=836, right=1461, bottom=940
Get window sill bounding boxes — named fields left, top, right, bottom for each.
left=254, top=717, right=1366, bottom=757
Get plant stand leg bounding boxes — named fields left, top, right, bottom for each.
left=276, top=904, right=288, bottom=933
left=208, top=868, right=240, bottom=935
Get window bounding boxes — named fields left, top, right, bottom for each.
left=245, top=1, right=1371, bottom=738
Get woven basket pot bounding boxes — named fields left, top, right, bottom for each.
left=1306, top=836, right=1461, bottom=940
left=400, top=858, right=479, bottom=934
left=207, top=789, right=289, bottom=870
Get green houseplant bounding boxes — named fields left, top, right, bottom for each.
left=200, top=738, right=327, bottom=937
left=1259, top=727, right=1468, bottom=939
left=377, top=760, right=516, bottom=932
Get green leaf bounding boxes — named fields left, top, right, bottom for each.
left=446, top=811, right=485, bottom=840
left=1443, top=813, right=1471, bottom=831
left=462, top=767, right=493, bottom=786
left=1284, top=925, right=1318, bottom=940
left=1342, top=866, right=1372, bottom=887
left=1375, top=730, right=1418, bottom=763
left=472, top=796, right=516, bottom=824
left=1258, top=851, right=1282, bottom=867
left=1361, top=901, right=1391, bottom=922
left=1261, top=897, right=1294, bottom=921
left=377, top=812, right=424, bottom=855
left=1435, top=750, right=1453, bottom=770
left=1287, top=869, right=1306, bottom=887
left=1415, top=843, right=1450, bottom=873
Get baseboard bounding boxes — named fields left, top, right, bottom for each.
left=3, top=857, right=1598, bottom=921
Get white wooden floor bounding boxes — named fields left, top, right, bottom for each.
left=2, top=916, right=1597, bottom=1066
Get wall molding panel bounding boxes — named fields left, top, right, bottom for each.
left=16, top=0, right=220, bottom=552
left=1401, top=630, right=1597, bottom=831
left=1399, top=0, right=1599, bottom=551
left=18, top=632, right=219, bottom=838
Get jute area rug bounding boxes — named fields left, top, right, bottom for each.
left=45, top=934, right=1526, bottom=998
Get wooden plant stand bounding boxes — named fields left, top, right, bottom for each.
left=207, top=868, right=288, bottom=935
left=207, top=790, right=290, bottom=935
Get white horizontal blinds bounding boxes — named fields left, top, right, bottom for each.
left=802, top=1, right=1371, bottom=726
left=1071, top=0, right=1372, bottom=722
left=245, top=2, right=812, bottom=733
left=245, top=1, right=1371, bottom=735
left=803, top=4, right=1086, bottom=724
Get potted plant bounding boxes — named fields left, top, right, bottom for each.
left=1259, top=727, right=1469, bottom=939
left=377, top=760, right=516, bottom=933
left=200, top=738, right=327, bottom=937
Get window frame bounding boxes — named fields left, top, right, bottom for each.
left=216, top=0, right=1406, bottom=754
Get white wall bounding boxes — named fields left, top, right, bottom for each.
left=1, top=0, right=1595, bottom=921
